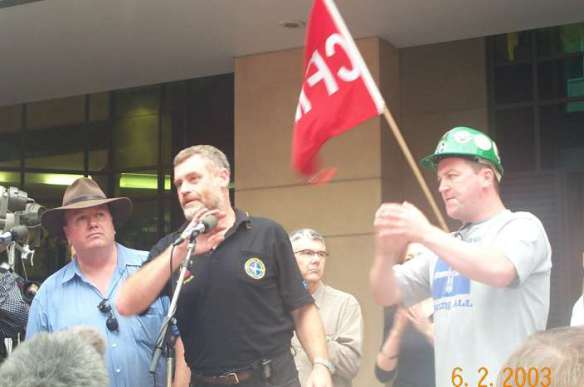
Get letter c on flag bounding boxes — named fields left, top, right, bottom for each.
left=325, top=33, right=360, bottom=82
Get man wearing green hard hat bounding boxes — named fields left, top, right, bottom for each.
left=370, top=127, right=552, bottom=387
left=421, top=126, right=504, bottom=183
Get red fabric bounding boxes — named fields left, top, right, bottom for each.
left=292, top=0, right=383, bottom=178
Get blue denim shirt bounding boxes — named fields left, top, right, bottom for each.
left=26, top=243, right=169, bottom=387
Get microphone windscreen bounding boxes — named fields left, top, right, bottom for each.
left=0, top=326, right=109, bottom=387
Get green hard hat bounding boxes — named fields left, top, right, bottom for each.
left=420, top=127, right=503, bottom=177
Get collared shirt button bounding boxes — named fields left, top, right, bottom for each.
left=116, top=368, right=121, bottom=373
left=112, top=343, right=117, bottom=348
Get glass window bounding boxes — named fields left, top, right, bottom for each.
left=89, top=93, right=110, bottom=122
left=116, top=197, right=159, bottom=251
left=163, top=196, right=181, bottom=235
left=0, top=171, right=20, bottom=186
left=493, top=31, right=532, bottom=64
left=164, top=82, right=187, bottom=167
left=491, top=22, right=584, bottom=174
left=538, top=23, right=584, bottom=57
left=24, top=173, right=86, bottom=202
left=494, top=64, right=533, bottom=104
left=559, top=23, right=584, bottom=55
left=87, top=123, right=111, bottom=173
left=494, top=107, right=535, bottom=172
left=540, top=104, right=584, bottom=169
left=0, top=105, right=23, bottom=132
left=115, top=171, right=171, bottom=196
left=114, top=115, right=159, bottom=169
left=0, top=133, right=20, bottom=168
left=27, top=96, right=85, bottom=129
left=0, top=75, right=233, bottom=282
left=537, top=27, right=561, bottom=58
left=0, top=105, right=22, bottom=169
left=115, top=85, right=160, bottom=118
left=538, top=56, right=584, bottom=100
left=161, top=110, right=173, bottom=168
left=86, top=175, right=111, bottom=195
left=114, top=170, right=172, bottom=249
left=24, top=125, right=87, bottom=170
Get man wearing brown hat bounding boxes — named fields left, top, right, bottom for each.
left=26, top=177, right=172, bottom=387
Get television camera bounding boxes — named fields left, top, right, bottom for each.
left=0, top=185, right=45, bottom=268
left=0, top=185, right=44, bottom=352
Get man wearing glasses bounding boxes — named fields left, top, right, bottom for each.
left=289, top=229, right=363, bottom=387
left=370, top=127, right=552, bottom=387
left=26, top=177, right=172, bottom=387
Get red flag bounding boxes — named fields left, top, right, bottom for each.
left=292, top=0, right=385, bottom=179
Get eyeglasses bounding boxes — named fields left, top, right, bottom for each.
left=294, top=249, right=329, bottom=258
left=97, top=299, right=119, bottom=332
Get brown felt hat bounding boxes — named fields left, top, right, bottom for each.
left=41, top=177, right=132, bottom=237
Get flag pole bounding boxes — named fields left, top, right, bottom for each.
left=322, top=0, right=447, bottom=230
left=381, top=106, right=449, bottom=232
left=302, top=0, right=448, bottom=231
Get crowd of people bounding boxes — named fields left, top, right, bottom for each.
left=0, top=127, right=583, bottom=387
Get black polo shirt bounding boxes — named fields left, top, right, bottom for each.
left=148, top=209, right=313, bottom=374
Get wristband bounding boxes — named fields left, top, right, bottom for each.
left=313, top=357, right=335, bottom=374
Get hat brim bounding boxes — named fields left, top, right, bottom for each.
left=420, top=153, right=503, bottom=181
left=420, top=152, right=451, bottom=170
left=421, top=152, right=483, bottom=170
left=420, top=154, right=436, bottom=170
left=41, top=197, right=132, bottom=237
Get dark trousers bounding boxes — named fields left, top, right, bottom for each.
left=190, top=351, right=300, bottom=387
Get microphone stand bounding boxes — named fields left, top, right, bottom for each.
left=149, top=231, right=199, bottom=386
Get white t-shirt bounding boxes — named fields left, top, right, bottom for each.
left=570, top=295, right=584, bottom=326
left=394, top=210, right=552, bottom=387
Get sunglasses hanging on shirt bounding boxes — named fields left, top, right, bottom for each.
left=97, top=299, right=119, bottom=332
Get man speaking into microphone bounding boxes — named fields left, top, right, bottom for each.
left=117, top=145, right=332, bottom=387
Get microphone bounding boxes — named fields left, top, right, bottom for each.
left=173, top=214, right=218, bottom=246
left=0, top=226, right=28, bottom=245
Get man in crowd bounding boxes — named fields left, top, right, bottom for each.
left=498, top=326, right=584, bottom=386
left=370, top=127, right=552, bottom=387
left=570, top=254, right=584, bottom=326
left=26, top=177, right=173, bottom=387
left=0, top=262, right=31, bottom=360
left=289, top=228, right=362, bottom=387
left=374, top=244, right=435, bottom=387
left=571, top=295, right=583, bottom=326
left=117, top=145, right=332, bottom=387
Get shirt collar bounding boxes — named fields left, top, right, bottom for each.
left=224, top=208, right=252, bottom=238
left=61, top=258, right=81, bottom=284
left=459, top=208, right=510, bottom=231
left=176, top=208, right=251, bottom=238
left=61, top=243, right=132, bottom=284
left=312, top=281, right=325, bottom=308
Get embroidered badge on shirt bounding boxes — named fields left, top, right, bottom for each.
left=244, top=257, right=266, bottom=280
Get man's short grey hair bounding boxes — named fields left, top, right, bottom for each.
left=289, top=228, right=326, bottom=246
left=497, top=326, right=584, bottom=387
left=174, top=145, right=231, bottom=173
left=0, top=326, right=108, bottom=387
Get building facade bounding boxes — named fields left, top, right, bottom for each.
left=0, top=21, right=582, bottom=387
